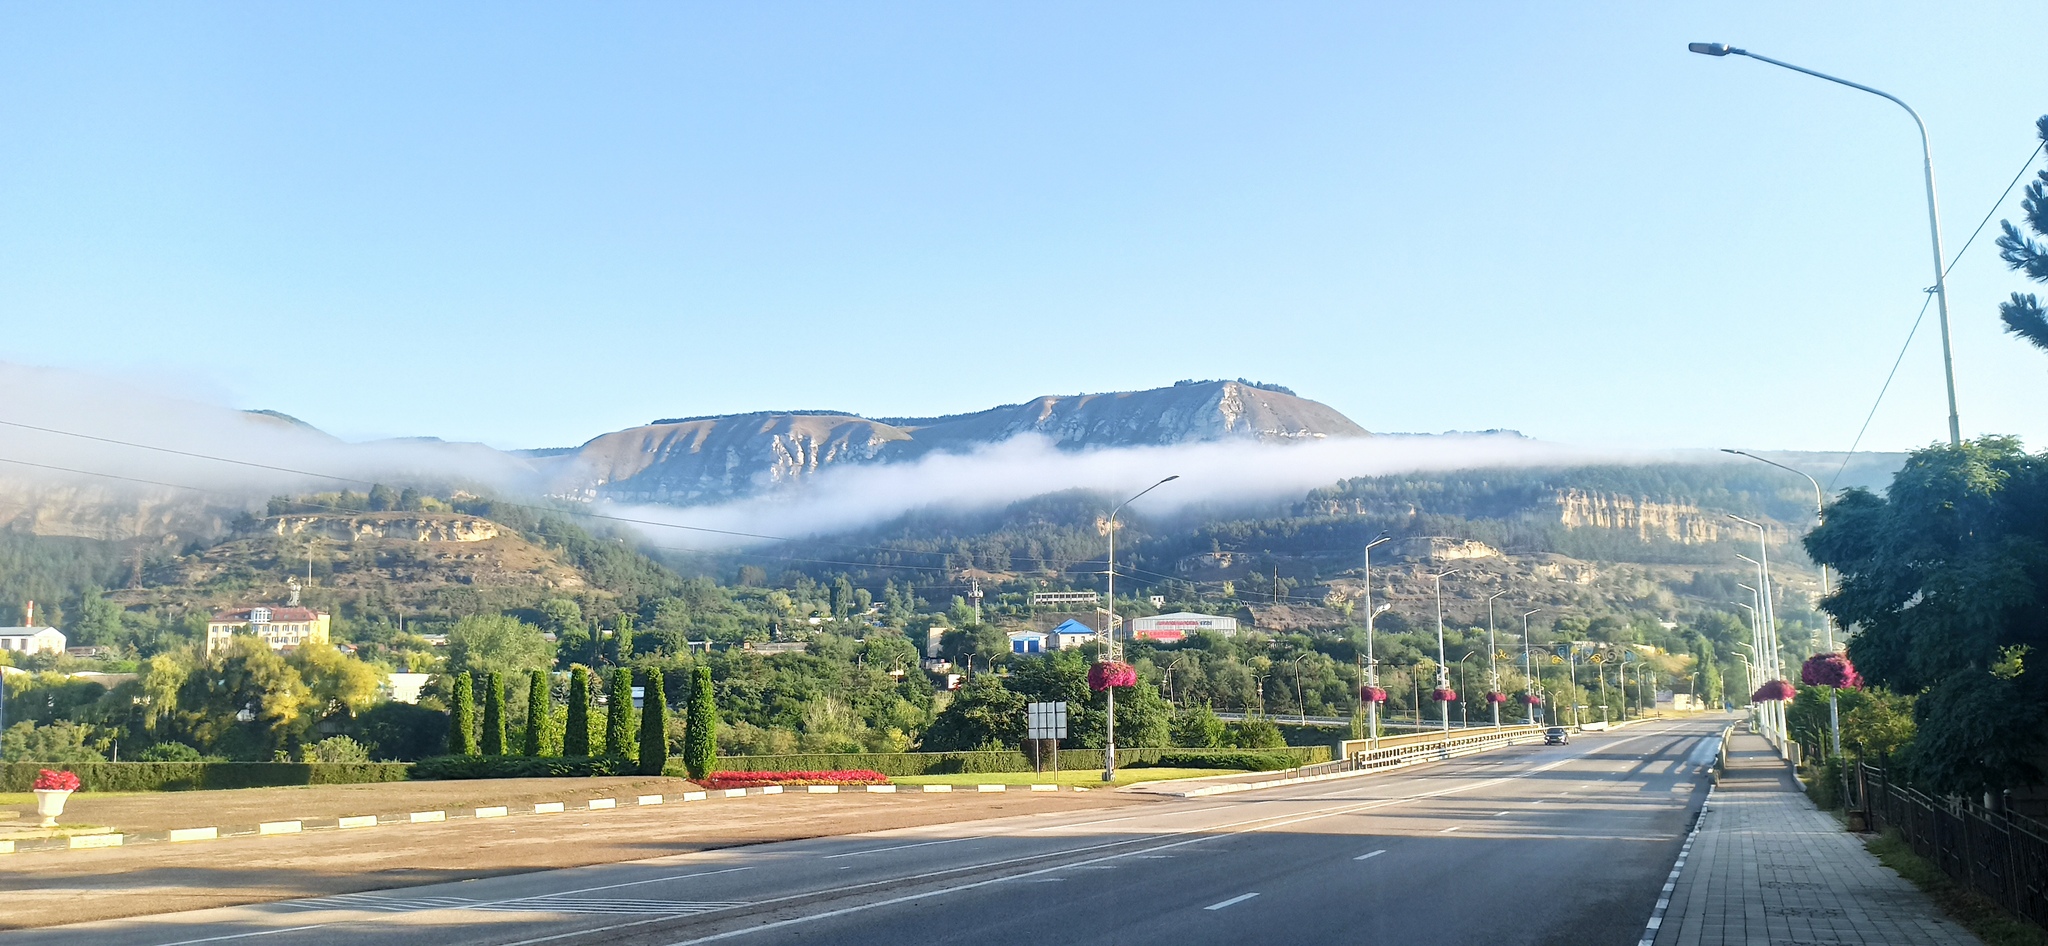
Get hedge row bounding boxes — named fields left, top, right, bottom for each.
left=1139, top=751, right=1301, bottom=772
left=706, top=746, right=1329, bottom=778
left=409, top=755, right=637, bottom=780
left=0, top=761, right=413, bottom=793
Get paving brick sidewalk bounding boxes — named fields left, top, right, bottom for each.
left=1651, top=732, right=1981, bottom=946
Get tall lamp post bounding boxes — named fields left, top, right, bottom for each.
left=1362, top=533, right=1393, bottom=746
left=1723, top=449, right=1842, bottom=756
left=1561, top=643, right=1582, bottom=728
left=1291, top=653, right=1312, bottom=725
left=1431, top=569, right=1461, bottom=733
left=1521, top=608, right=1543, bottom=725
left=1486, top=591, right=1508, bottom=728
left=1689, top=43, right=1961, bottom=446
left=1101, top=475, right=1178, bottom=782
left=1730, top=514, right=1786, bottom=743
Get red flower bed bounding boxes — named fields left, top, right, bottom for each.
left=32, top=769, right=80, bottom=792
left=1359, top=685, right=1388, bottom=704
left=1088, top=660, right=1137, bottom=691
left=1751, top=679, right=1797, bottom=703
left=702, top=770, right=890, bottom=790
left=1485, top=691, right=1508, bottom=703
left=1431, top=688, right=1458, bottom=702
left=1801, top=653, right=1863, bottom=689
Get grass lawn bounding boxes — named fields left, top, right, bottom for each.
left=892, top=768, right=1239, bottom=788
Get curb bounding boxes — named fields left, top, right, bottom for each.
left=0, top=780, right=1095, bottom=857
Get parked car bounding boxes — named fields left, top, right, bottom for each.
left=1543, top=726, right=1571, bottom=745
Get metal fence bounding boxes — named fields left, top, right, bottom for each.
left=1862, top=764, right=2048, bottom=929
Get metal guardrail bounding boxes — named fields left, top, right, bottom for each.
left=1323, top=725, right=1546, bottom=776
left=1863, top=764, right=2048, bottom=929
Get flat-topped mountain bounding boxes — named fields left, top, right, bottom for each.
left=539, top=380, right=1367, bottom=504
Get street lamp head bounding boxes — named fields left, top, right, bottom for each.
left=1688, top=42, right=1736, bottom=57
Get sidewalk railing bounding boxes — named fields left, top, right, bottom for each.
left=1327, top=725, right=1545, bottom=776
left=1863, top=764, right=2048, bottom=929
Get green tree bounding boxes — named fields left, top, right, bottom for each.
left=522, top=669, right=556, bottom=757
left=683, top=665, right=717, bottom=779
left=638, top=671, right=669, bottom=775
left=288, top=644, right=382, bottom=723
left=481, top=672, right=507, bottom=755
left=177, top=637, right=313, bottom=758
left=920, top=676, right=1026, bottom=751
left=0, top=720, right=105, bottom=763
left=308, top=735, right=371, bottom=763
left=1171, top=703, right=1227, bottom=748
left=1806, top=437, right=2048, bottom=795
left=612, top=615, right=635, bottom=665
left=1995, top=116, right=2048, bottom=351
left=605, top=667, right=636, bottom=760
left=446, top=614, right=555, bottom=681
left=447, top=671, right=477, bottom=756
left=564, top=665, right=592, bottom=756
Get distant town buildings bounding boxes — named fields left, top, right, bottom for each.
left=206, top=605, right=332, bottom=657
left=1030, top=591, right=1100, bottom=607
left=0, top=601, right=65, bottom=656
left=1130, top=611, right=1237, bottom=642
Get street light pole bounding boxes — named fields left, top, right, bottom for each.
left=1363, top=533, right=1392, bottom=747
left=1102, top=475, right=1178, bottom=783
left=1291, top=653, right=1311, bottom=725
left=1521, top=608, right=1542, bottom=726
left=1730, top=514, right=1785, bottom=743
left=1431, top=569, right=1461, bottom=734
left=1689, top=43, right=1961, bottom=445
left=1487, top=590, right=1507, bottom=728
left=1724, top=449, right=1842, bottom=756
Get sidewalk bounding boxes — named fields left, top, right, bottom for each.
left=1651, top=731, right=1982, bottom=946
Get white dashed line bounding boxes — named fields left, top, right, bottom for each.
left=1204, top=893, right=1260, bottom=911
left=1355, top=850, right=1386, bottom=861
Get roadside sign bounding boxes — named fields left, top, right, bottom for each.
left=1027, top=701, right=1069, bottom=739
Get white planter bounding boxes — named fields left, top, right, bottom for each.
left=33, top=789, right=71, bottom=827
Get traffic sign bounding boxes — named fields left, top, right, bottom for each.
left=1027, top=702, right=1069, bottom=740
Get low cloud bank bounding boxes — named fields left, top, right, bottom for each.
left=614, top=432, right=1721, bottom=548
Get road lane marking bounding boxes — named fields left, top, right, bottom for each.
left=1439, top=826, right=1461, bottom=833
left=1354, top=850, right=1386, bottom=861
left=823, top=836, right=983, bottom=859
left=1492, top=811, right=1509, bottom=817
left=1204, top=893, right=1259, bottom=911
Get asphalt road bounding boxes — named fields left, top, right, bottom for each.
left=4, top=717, right=1727, bottom=946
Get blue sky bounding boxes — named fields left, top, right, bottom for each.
left=1, top=2, right=2043, bottom=452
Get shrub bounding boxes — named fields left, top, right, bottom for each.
left=638, top=671, right=668, bottom=776
left=448, top=672, right=477, bottom=756
left=702, top=769, right=888, bottom=789
left=523, top=669, right=555, bottom=757
left=349, top=701, right=448, bottom=762
left=683, top=666, right=717, bottom=779
left=481, top=672, right=507, bottom=755
left=0, top=761, right=412, bottom=792
left=308, top=736, right=372, bottom=763
left=1170, top=705, right=1227, bottom=748
left=605, top=668, right=635, bottom=761
left=135, top=742, right=205, bottom=763
left=1226, top=717, right=1287, bottom=749
left=565, top=666, right=592, bottom=756
left=410, top=754, right=634, bottom=780
left=1139, top=751, right=1297, bottom=772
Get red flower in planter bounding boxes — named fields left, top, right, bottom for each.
left=1751, top=679, right=1796, bottom=703
left=1087, top=661, right=1137, bottom=691
left=1359, top=686, right=1388, bottom=704
left=1800, top=653, right=1862, bottom=689
left=1431, top=688, right=1458, bottom=702
left=1520, top=693, right=1543, bottom=706
left=32, top=769, right=80, bottom=792
left=1485, top=691, right=1508, bottom=704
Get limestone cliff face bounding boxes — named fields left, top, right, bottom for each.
left=894, top=381, right=1367, bottom=449
left=270, top=515, right=500, bottom=543
left=1551, top=490, right=1728, bottom=544
left=543, top=413, right=910, bottom=503
left=0, top=482, right=246, bottom=542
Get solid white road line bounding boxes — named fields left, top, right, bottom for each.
left=822, top=837, right=984, bottom=859
left=1354, top=850, right=1386, bottom=861
left=1203, top=893, right=1259, bottom=911
left=1439, top=826, right=1461, bottom=833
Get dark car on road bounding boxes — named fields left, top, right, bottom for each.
left=1543, top=726, right=1571, bottom=745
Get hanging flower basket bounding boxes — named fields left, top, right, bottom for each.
left=1520, top=693, right=1543, bottom=706
left=31, top=769, right=79, bottom=828
left=1751, top=679, right=1796, bottom=703
left=1800, top=653, right=1863, bottom=689
left=1087, top=660, right=1137, bottom=691
left=1359, top=685, right=1388, bottom=704
left=1431, top=688, right=1458, bottom=702
left=1485, top=691, right=1508, bottom=704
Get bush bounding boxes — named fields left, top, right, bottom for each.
left=308, top=736, right=372, bottom=764
left=605, top=668, right=635, bottom=760
left=135, top=742, right=205, bottom=762
left=410, top=754, right=635, bottom=780
left=702, top=769, right=888, bottom=789
left=348, top=702, right=448, bottom=762
left=683, top=665, right=717, bottom=779
left=0, top=761, right=411, bottom=792
left=1170, top=705, right=1227, bottom=748
left=481, top=672, right=507, bottom=755
left=699, top=745, right=1330, bottom=778
left=1226, top=717, right=1287, bottom=749
left=448, top=672, right=477, bottom=756
left=638, top=672, right=668, bottom=776
left=564, top=666, right=592, bottom=757
left=1138, top=750, right=1298, bottom=772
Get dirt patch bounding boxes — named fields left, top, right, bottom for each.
left=0, top=785, right=1145, bottom=930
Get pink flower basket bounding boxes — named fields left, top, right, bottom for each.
left=1800, top=653, right=1863, bottom=689
left=1485, top=691, right=1508, bottom=704
left=1431, top=688, right=1458, bottom=702
left=1087, top=661, right=1137, bottom=692
left=1751, top=679, right=1797, bottom=703
left=1359, top=686, right=1388, bottom=704
left=31, top=769, right=80, bottom=792
left=1520, top=693, right=1543, bottom=706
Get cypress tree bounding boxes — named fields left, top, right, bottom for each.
left=638, top=671, right=669, bottom=775
left=565, top=665, right=592, bottom=756
left=447, top=671, right=477, bottom=756
left=683, top=665, right=718, bottom=780
left=481, top=671, right=507, bottom=755
left=612, top=614, right=634, bottom=665
left=522, top=669, right=556, bottom=757
left=605, top=666, right=636, bottom=760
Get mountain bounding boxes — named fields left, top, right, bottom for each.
left=536, top=380, right=1368, bottom=504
